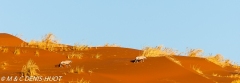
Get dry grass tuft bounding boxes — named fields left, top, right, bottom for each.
left=35, top=50, right=39, bottom=57
left=2, top=47, right=8, bottom=53
left=28, top=33, right=67, bottom=51
left=212, top=73, right=221, bottom=77
left=166, top=56, right=182, bottom=66
left=67, top=53, right=83, bottom=59
left=226, top=74, right=240, bottom=79
left=192, top=66, right=203, bottom=75
left=142, top=45, right=177, bottom=57
left=21, top=59, right=40, bottom=76
left=191, top=65, right=210, bottom=79
left=187, top=49, right=203, bottom=57
left=205, top=54, right=232, bottom=68
left=103, top=43, right=121, bottom=47
left=1, top=62, right=8, bottom=70
left=69, top=66, right=84, bottom=74
left=72, top=43, right=89, bottom=51
left=232, top=79, right=240, bottom=83
left=68, top=78, right=90, bottom=83
left=14, top=48, right=21, bottom=55
left=92, top=54, right=101, bottom=59
left=88, top=70, right=93, bottom=76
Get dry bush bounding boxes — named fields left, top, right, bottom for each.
left=1, top=62, right=8, bottom=70
left=68, top=78, right=90, bottom=83
left=59, top=47, right=70, bottom=51
left=28, top=33, right=67, bottom=51
left=88, top=70, right=93, bottom=75
left=192, top=66, right=203, bottom=75
left=142, top=45, right=177, bottom=57
left=35, top=50, right=39, bottom=57
left=226, top=74, right=240, bottom=79
left=69, top=66, right=84, bottom=74
left=205, top=54, right=232, bottom=68
left=69, top=68, right=75, bottom=73
left=232, top=79, right=240, bottom=83
left=67, top=53, right=83, bottom=59
left=72, top=43, right=89, bottom=51
left=212, top=73, right=221, bottom=77
left=92, top=54, right=101, bottom=59
left=21, top=59, right=40, bottom=76
left=187, top=49, right=203, bottom=57
left=2, top=48, right=8, bottom=53
left=166, top=56, right=182, bottom=66
left=14, top=48, right=21, bottom=55
left=103, top=43, right=121, bottom=47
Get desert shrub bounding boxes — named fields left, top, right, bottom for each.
left=206, top=54, right=232, bottom=68
left=2, top=48, right=8, bottom=53
left=21, top=59, right=40, bottom=76
left=192, top=66, right=203, bottom=75
left=67, top=53, right=83, bottom=59
left=92, top=54, right=101, bottom=59
left=227, top=74, right=240, bottom=79
left=232, top=79, right=240, bottom=83
left=69, top=66, right=84, bottom=74
left=28, top=33, right=67, bottom=51
left=14, top=48, right=21, bottom=55
left=1, top=62, right=7, bottom=70
left=72, top=43, right=89, bottom=51
left=103, top=43, right=121, bottom=47
left=166, top=56, right=182, bottom=66
left=142, top=45, right=177, bottom=57
left=187, top=49, right=203, bottom=57
left=68, top=78, right=90, bottom=83
left=212, top=73, right=221, bottom=77
left=35, top=50, right=39, bottom=57
left=88, top=70, right=93, bottom=75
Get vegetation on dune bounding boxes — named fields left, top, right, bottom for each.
left=141, top=45, right=239, bottom=69
left=67, top=52, right=83, bottom=59
left=166, top=56, right=182, bottom=66
left=103, top=43, right=121, bottom=47
left=88, top=70, right=93, bottom=76
left=21, top=59, right=40, bottom=76
left=68, top=78, right=90, bottom=83
left=0, top=47, right=9, bottom=53
left=185, top=48, right=239, bottom=68
left=69, top=66, right=84, bottom=74
left=187, top=49, right=203, bottom=57
left=35, top=50, right=39, bottom=57
left=92, top=54, right=101, bottom=59
left=142, top=45, right=178, bottom=57
left=1, top=62, right=8, bottom=70
left=14, top=48, right=21, bottom=55
left=205, top=54, right=232, bottom=68
left=28, top=33, right=68, bottom=51
left=192, top=66, right=203, bottom=75
left=27, top=33, right=90, bottom=52
left=232, top=79, right=240, bottom=83
left=212, top=73, right=240, bottom=79
left=191, top=65, right=210, bottom=79
left=72, top=43, right=89, bottom=51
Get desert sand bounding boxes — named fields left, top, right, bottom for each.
left=0, top=33, right=239, bottom=83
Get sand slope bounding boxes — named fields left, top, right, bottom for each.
left=0, top=33, right=239, bottom=83
left=0, top=33, right=27, bottom=47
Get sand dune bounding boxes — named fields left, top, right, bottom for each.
left=0, top=33, right=27, bottom=47
left=0, top=33, right=239, bottom=83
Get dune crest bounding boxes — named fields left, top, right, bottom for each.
left=0, top=33, right=27, bottom=47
